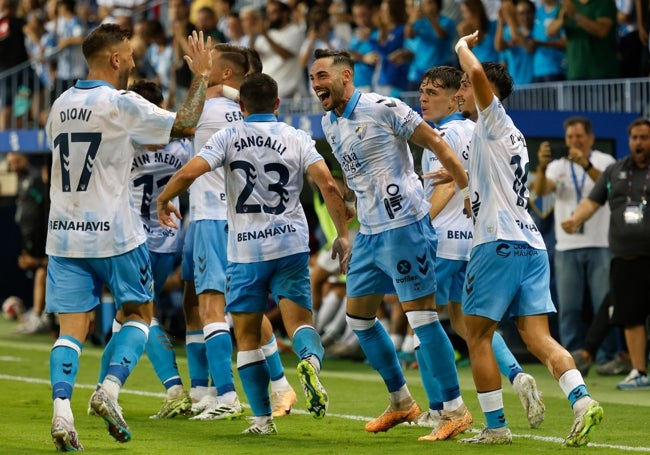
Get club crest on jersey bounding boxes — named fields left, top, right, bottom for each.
left=355, top=125, right=367, bottom=140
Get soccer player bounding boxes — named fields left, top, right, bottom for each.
left=185, top=44, right=297, bottom=421
left=309, top=49, right=473, bottom=438
left=45, top=24, right=212, bottom=451
left=157, top=72, right=351, bottom=435
left=94, top=80, right=193, bottom=419
left=418, top=66, right=544, bottom=436
left=452, top=31, right=603, bottom=445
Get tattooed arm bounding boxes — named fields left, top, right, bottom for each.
left=170, top=31, right=213, bottom=137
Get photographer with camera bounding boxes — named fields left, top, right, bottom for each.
left=532, top=116, right=616, bottom=366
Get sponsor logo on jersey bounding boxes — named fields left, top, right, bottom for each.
left=236, top=224, right=296, bottom=242
left=49, top=220, right=110, bottom=231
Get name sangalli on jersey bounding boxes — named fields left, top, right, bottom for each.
left=237, top=224, right=296, bottom=242
left=233, top=135, right=287, bottom=155
left=49, top=220, right=110, bottom=231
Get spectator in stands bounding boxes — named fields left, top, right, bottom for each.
left=300, top=6, right=347, bottom=96
left=457, top=0, right=500, bottom=63
left=546, top=0, right=618, bottom=80
left=96, top=0, right=147, bottom=23
left=0, top=0, right=35, bottom=130
left=616, top=0, right=650, bottom=77
left=373, top=0, right=410, bottom=98
left=237, top=5, right=263, bottom=48
left=195, top=6, right=227, bottom=43
left=494, top=0, right=535, bottom=86
left=50, top=0, right=87, bottom=103
left=213, top=0, right=233, bottom=40
left=404, top=0, right=456, bottom=91
left=531, top=0, right=566, bottom=82
left=251, top=0, right=305, bottom=99
left=226, top=12, right=244, bottom=45
left=348, top=0, right=378, bottom=92
left=142, top=19, right=174, bottom=105
left=169, top=0, right=196, bottom=109
left=532, top=116, right=616, bottom=361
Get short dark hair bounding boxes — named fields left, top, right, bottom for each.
left=563, top=116, right=593, bottom=135
left=421, top=66, right=463, bottom=90
left=128, top=80, right=164, bottom=107
left=83, top=24, right=131, bottom=60
left=245, top=47, right=262, bottom=74
left=240, top=73, right=277, bottom=114
left=628, top=117, right=650, bottom=135
left=482, top=62, right=514, bottom=101
left=313, top=49, right=354, bottom=70
left=213, top=43, right=250, bottom=77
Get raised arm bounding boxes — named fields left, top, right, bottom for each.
left=170, top=31, right=212, bottom=137
left=531, top=141, right=556, bottom=196
left=455, top=31, right=494, bottom=111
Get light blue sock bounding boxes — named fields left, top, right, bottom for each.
left=349, top=318, right=405, bottom=392
left=262, top=335, right=285, bottom=381
left=568, top=385, right=589, bottom=408
left=411, top=321, right=460, bottom=401
left=415, top=346, right=443, bottom=411
left=492, top=331, right=523, bottom=383
left=292, top=325, right=324, bottom=366
left=204, top=322, right=235, bottom=395
left=97, top=319, right=121, bottom=386
left=50, top=335, right=83, bottom=400
left=486, top=409, right=508, bottom=429
left=146, top=320, right=182, bottom=389
left=105, top=320, right=149, bottom=385
left=186, top=330, right=209, bottom=388
left=237, top=349, right=271, bottom=416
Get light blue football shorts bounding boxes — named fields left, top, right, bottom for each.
left=46, top=243, right=153, bottom=314
left=226, top=252, right=311, bottom=314
left=180, top=221, right=195, bottom=281
left=150, top=251, right=176, bottom=304
left=346, top=216, right=438, bottom=302
left=434, top=257, right=466, bottom=306
left=462, top=240, right=556, bottom=321
left=192, top=219, right=228, bottom=294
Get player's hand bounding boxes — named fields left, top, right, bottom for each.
left=537, top=141, right=552, bottom=169
left=457, top=30, right=480, bottom=50
left=463, top=197, right=472, bottom=219
left=331, top=237, right=351, bottom=274
left=561, top=217, right=581, bottom=234
left=184, top=30, right=212, bottom=78
left=157, top=200, right=182, bottom=230
left=422, top=168, right=454, bottom=185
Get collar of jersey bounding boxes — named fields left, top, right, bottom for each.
left=436, top=112, right=465, bottom=127
left=75, top=80, right=115, bottom=90
left=329, top=89, right=362, bottom=122
left=244, top=113, right=277, bottom=122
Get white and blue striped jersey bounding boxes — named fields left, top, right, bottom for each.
left=422, top=114, right=475, bottom=261
left=131, top=139, right=191, bottom=253
left=321, top=90, right=429, bottom=235
left=469, top=96, right=546, bottom=250
left=45, top=80, right=176, bottom=258
left=190, top=95, right=244, bottom=221
left=198, top=114, right=323, bottom=263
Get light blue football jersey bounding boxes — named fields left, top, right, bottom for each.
left=198, top=114, right=323, bottom=263
left=469, top=96, right=546, bottom=250
left=46, top=80, right=176, bottom=258
left=321, top=90, right=430, bottom=235
left=130, top=139, right=191, bottom=253
left=190, top=94, right=244, bottom=221
left=422, top=114, right=474, bottom=261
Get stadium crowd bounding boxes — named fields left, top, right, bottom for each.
left=1, top=0, right=650, bottom=128
left=0, top=0, right=649, bottom=451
